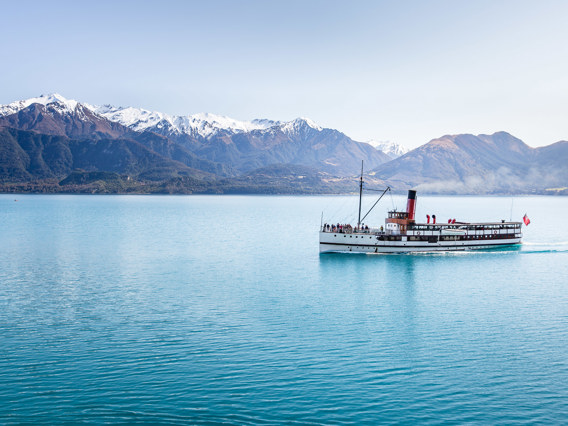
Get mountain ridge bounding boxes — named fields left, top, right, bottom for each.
left=371, top=132, right=568, bottom=194
left=1, top=94, right=392, bottom=176
left=1, top=94, right=567, bottom=194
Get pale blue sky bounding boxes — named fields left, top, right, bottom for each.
left=1, top=0, right=567, bottom=148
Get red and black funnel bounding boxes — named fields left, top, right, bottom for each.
left=406, top=190, right=417, bottom=220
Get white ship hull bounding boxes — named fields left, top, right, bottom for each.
left=319, top=231, right=522, bottom=253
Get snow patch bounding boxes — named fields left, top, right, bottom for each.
left=86, top=105, right=281, bottom=139
left=0, top=93, right=79, bottom=116
left=282, top=117, right=322, bottom=132
left=366, top=140, right=409, bottom=158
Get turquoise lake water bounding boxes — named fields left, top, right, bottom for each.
left=1, top=194, right=567, bottom=424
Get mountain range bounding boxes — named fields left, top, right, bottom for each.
left=370, top=132, right=568, bottom=194
left=0, top=94, right=566, bottom=194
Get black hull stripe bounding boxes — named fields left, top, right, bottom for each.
left=320, top=241, right=521, bottom=249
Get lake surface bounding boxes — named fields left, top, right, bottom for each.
left=1, top=194, right=567, bottom=424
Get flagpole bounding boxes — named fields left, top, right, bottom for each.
left=357, top=160, right=363, bottom=228
left=509, top=197, right=513, bottom=222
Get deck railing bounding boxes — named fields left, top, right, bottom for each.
left=322, top=223, right=521, bottom=236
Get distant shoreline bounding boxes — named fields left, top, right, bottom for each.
left=2, top=189, right=566, bottom=196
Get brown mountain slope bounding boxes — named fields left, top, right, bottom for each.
left=370, top=132, right=568, bottom=194
left=0, top=102, right=129, bottom=139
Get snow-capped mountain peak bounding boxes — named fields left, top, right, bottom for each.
left=251, top=118, right=281, bottom=128
left=86, top=104, right=281, bottom=139
left=280, top=117, right=323, bottom=137
left=185, top=112, right=275, bottom=135
left=88, top=104, right=173, bottom=132
left=290, top=117, right=322, bottom=130
left=0, top=93, right=80, bottom=117
left=366, top=139, right=409, bottom=159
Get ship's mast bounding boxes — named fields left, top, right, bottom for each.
left=360, top=186, right=390, bottom=224
left=357, top=160, right=363, bottom=228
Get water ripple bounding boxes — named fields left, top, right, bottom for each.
left=1, top=195, right=568, bottom=424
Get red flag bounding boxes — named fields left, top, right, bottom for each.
left=523, top=214, right=530, bottom=226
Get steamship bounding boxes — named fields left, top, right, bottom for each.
left=319, top=168, right=523, bottom=254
